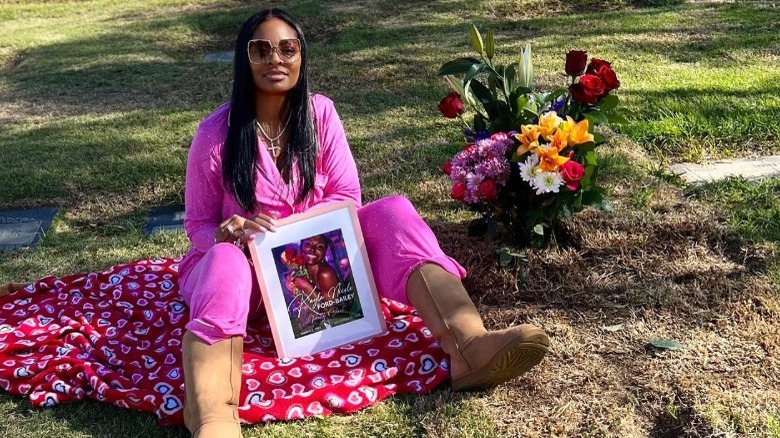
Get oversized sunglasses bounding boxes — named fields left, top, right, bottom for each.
left=247, top=38, right=301, bottom=64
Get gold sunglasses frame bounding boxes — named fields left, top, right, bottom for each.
left=246, top=38, right=302, bottom=64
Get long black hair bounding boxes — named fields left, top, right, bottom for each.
left=223, top=8, right=317, bottom=212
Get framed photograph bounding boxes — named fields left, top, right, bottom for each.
left=247, top=200, right=386, bottom=358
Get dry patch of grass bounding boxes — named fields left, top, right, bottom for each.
left=430, top=142, right=779, bottom=436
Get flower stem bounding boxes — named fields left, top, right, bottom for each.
left=457, top=113, right=472, bottom=132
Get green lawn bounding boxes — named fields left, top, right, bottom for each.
left=1, top=0, right=779, bottom=436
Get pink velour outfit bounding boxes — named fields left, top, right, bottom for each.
left=179, top=94, right=466, bottom=344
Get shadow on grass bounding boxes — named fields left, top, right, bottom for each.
left=0, top=108, right=194, bottom=212
left=4, top=1, right=778, bottom=116
left=0, top=392, right=187, bottom=438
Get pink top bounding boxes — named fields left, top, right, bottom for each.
left=179, top=94, right=362, bottom=279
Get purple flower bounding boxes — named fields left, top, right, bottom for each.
left=551, top=98, right=565, bottom=113
left=448, top=133, right=512, bottom=205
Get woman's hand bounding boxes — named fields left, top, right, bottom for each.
left=287, top=274, right=313, bottom=291
left=215, top=213, right=278, bottom=244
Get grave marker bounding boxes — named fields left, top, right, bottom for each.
left=204, top=52, right=233, bottom=63
left=144, top=205, right=186, bottom=235
left=670, top=155, right=780, bottom=183
left=0, top=207, right=57, bottom=250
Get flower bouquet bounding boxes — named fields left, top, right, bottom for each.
left=280, top=248, right=311, bottom=296
left=437, top=26, right=628, bottom=248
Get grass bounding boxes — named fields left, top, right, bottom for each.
left=1, top=0, right=779, bottom=436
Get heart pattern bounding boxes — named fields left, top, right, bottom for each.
left=0, top=258, right=448, bottom=426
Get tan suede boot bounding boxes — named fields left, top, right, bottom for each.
left=407, top=263, right=549, bottom=392
left=182, top=332, right=243, bottom=437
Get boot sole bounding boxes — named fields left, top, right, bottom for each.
left=451, top=331, right=549, bottom=392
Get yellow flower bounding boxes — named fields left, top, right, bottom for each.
left=557, top=116, right=576, bottom=136
left=536, top=144, right=570, bottom=172
left=567, top=118, right=594, bottom=146
left=550, top=127, right=568, bottom=151
left=518, top=140, right=540, bottom=157
left=538, top=111, right=562, bottom=140
left=514, top=125, right=541, bottom=156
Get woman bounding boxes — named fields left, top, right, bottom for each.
left=289, top=234, right=339, bottom=305
left=285, top=234, right=340, bottom=332
left=177, top=8, right=550, bottom=438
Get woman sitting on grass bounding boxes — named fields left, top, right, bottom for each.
left=2, top=7, right=551, bottom=438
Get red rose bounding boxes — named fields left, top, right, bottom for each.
left=565, top=50, right=587, bottom=76
left=478, top=179, right=498, bottom=200
left=594, top=65, right=620, bottom=93
left=437, top=92, right=465, bottom=119
left=569, top=74, right=605, bottom=105
left=442, top=160, right=452, bottom=175
left=586, top=58, right=611, bottom=75
left=560, top=160, right=585, bottom=191
left=281, top=248, right=296, bottom=264
left=295, top=254, right=306, bottom=266
left=451, top=182, right=467, bottom=201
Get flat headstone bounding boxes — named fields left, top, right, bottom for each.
left=0, top=207, right=57, bottom=250
left=670, top=155, right=780, bottom=183
left=204, top=51, right=233, bottom=63
left=144, top=205, right=185, bottom=235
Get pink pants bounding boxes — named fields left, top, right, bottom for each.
left=179, top=196, right=466, bottom=344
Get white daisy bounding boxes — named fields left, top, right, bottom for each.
left=532, top=171, right=564, bottom=195
left=518, top=154, right=540, bottom=182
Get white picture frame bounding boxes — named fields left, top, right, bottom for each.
left=247, top=200, right=386, bottom=358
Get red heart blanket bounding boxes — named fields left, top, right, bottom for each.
left=0, top=258, right=448, bottom=425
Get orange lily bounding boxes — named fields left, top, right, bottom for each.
left=514, top=125, right=541, bottom=156
left=549, top=127, right=568, bottom=151
left=538, top=111, right=562, bottom=140
left=557, top=115, right=576, bottom=136
left=536, top=144, right=570, bottom=172
left=567, top=118, right=594, bottom=146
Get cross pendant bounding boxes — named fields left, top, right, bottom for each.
left=268, top=141, right=280, bottom=157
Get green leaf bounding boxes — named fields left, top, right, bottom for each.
left=495, top=247, right=527, bottom=268
left=597, top=94, right=619, bottom=111
left=544, top=88, right=569, bottom=104
left=474, top=113, right=488, bottom=132
left=513, top=95, right=529, bottom=117
left=584, top=109, right=608, bottom=126
left=576, top=141, right=596, bottom=153
left=470, top=80, right=499, bottom=120
left=518, top=43, right=533, bottom=88
left=498, top=251, right=513, bottom=267
left=503, top=64, right=516, bottom=96
left=470, top=24, right=484, bottom=55
left=650, top=339, right=684, bottom=351
left=592, top=132, right=605, bottom=144
left=581, top=188, right=603, bottom=205
left=533, top=224, right=544, bottom=235
left=438, top=57, right=482, bottom=76
left=596, top=199, right=613, bottom=212
left=606, top=112, right=630, bottom=125
left=485, top=29, right=495, bottom=59
left=443, top=75, right=465, bottom=98
left=464, top=62, right=487, bottom=84
left=585, top=151, right=597, bottom=166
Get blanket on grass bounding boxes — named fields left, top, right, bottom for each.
left=0, top=258, right=449, bottom=425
